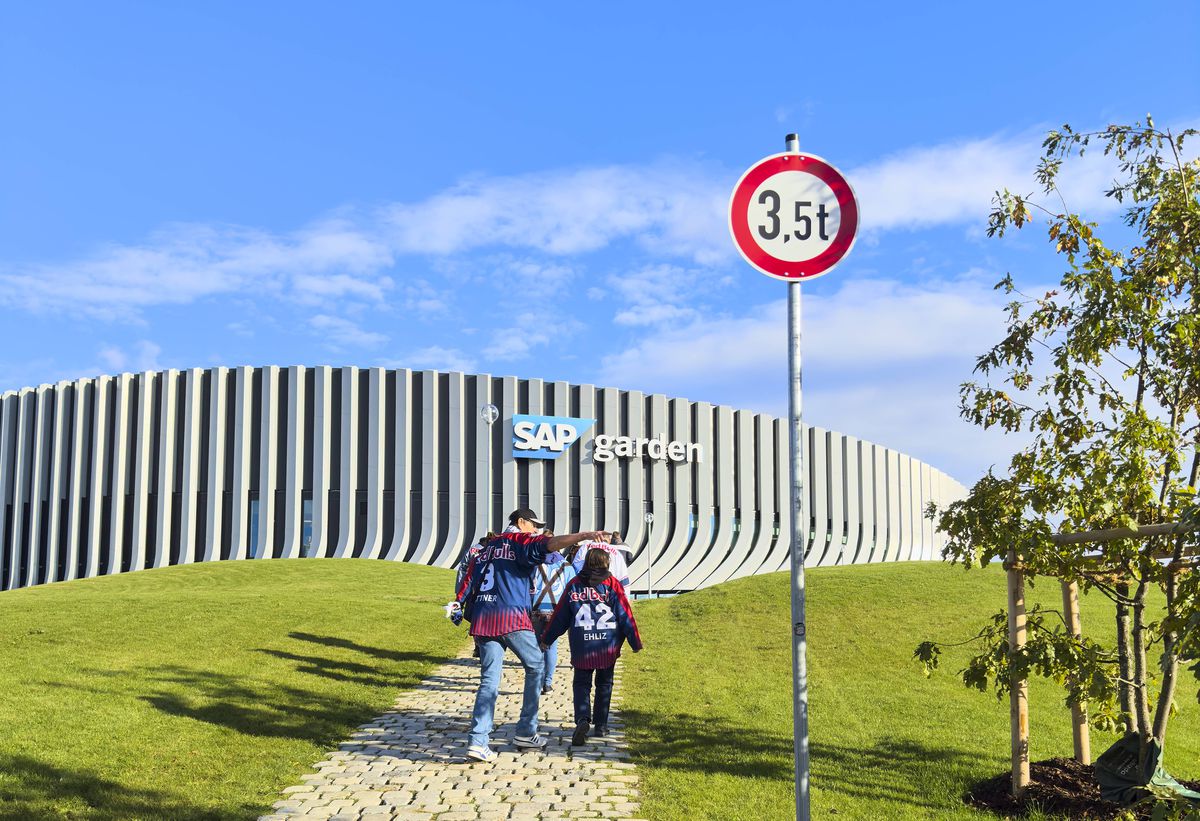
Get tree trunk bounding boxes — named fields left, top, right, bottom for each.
left=1155, top=451, right=1200, bottom=746
left=1153, top=572, right=1179, bottom=746
left=1115, top=583, right=1139, bottom=735
left=1153, top=555, right=1186, bottom=744
left=1131, top=581, right=1153, bottom=763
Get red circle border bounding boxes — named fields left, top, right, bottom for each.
left=728, top=153, right=859, bottom=281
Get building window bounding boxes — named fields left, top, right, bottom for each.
left=248, top=500, right=259, bottom=559
left=302, top=499, right=314, bottom=557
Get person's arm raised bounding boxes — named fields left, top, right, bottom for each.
left=545, top=531, right=605, bottom=554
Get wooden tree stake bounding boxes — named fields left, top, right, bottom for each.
left=1007, top=550, right=1030, bottom=798
left=1061, top=579, right=1090, bottom=765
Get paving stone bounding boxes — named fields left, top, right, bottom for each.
left=265, top=646, right=640, bottom=819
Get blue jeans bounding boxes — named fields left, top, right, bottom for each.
left=469, top=631, right=544, bottom=748
left=542, top=635, right=558, bottom=688
left=572, top=666, right=615, bottom=728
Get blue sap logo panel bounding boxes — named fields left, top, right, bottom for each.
left=512, top=414, right=596, bottom=460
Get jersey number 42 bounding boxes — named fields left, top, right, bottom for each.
left=574, top=602, right=616, bottom=631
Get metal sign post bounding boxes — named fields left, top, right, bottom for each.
left=788, top=274, right=809, bottom=820
left=785, top=132, right=810, bottom=821
left=728, top=133, right=859, bottom=821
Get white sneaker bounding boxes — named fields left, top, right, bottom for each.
left=466, top=744, right=496, bottom=763
left=513, top=733, right=548, bottom=749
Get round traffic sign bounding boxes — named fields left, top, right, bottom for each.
left=728, top=152, right=859, bottom=281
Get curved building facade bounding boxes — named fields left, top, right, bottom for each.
left=0, top=366, right=965, bottom=594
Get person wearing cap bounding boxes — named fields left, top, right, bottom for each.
left=455, top=508, right=604, bottom=763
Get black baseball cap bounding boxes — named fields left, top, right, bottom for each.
left=508, top=508, right=546, bottom=527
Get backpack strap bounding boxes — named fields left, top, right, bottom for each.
left=532, top=564, right=553, bottom=610
left=532, top=563, right=568, bottom=610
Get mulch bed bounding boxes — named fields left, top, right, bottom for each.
left=966, top=758, right=1200, bottom=819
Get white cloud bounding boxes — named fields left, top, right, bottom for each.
left=383, top=163, right=732, bottom=264
left=850, top=136, right=1035, bottom=232
left=398, top=278, right=452, bottom=315
left=0, top=342, right=167, bottom=393
left=95, top=339, right=162, bottom=373
left=133, top=340, right=163, bottom=371
left=849, top=130, right=1134, bottom=234
left=293, top=273, right=393, bottom=303
left=47, top=340, right=167, bottom=387
left=289, top=219, right=394, bottom=273
left=383, top=346, right=478, bottom=374
left=606, top=263, right=727, bottom=327
left=803, top=272, right=1007, bottom=367
left=0, top=220, right=393, bottom=319
left=97, top=346, right=126, bottom=372
left=0, top=123, right=1171, bottom=321
left=596, top=303, right=784, bottom=404
left=309, top=314, right=388, bottom=348
left=614, top=303, right=698, bottom=327
left=595, top=272, right=1021, bottom=483
left=496, top=257, right=576, bottom=295
left=483, top=312, right=553, bottom=361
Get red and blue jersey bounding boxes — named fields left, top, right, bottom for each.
left=540, top=575, right=642, bottom=669
left=456, top=529, right=551, bottom=637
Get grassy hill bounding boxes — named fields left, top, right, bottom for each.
left=0, top=560, right=464, bottom=819
left=0, top=559, right=1194, bottom=820
left=620, top=562, right=1200, bottom=820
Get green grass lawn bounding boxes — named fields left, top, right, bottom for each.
left=2, top=559, right=1195, bottom=820
left=620, top=562, right=1200, bottom=820
left=0, top=559, right=464, bottom=820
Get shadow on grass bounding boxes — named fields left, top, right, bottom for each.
left=811, top=737, right=989, bottom=810
left=254, top=648, right=402, bottom=688
left=139, top=661, right=431, bottom=744
left=287, top=631, right=436, bottom=662
left=623, top=708, right=989, bottom=811
left=41, top=633, right=463, bottom=749
left=0, top=753, right=252, bottom=820
left=17, top=640, right=466, bottom=818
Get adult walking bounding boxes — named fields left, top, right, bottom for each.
left=455, top=508, right=603, bottom=762
left=530, top=546, right=575, bottom=694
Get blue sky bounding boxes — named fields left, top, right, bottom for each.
left=1, top=1, right=1197, bottom=483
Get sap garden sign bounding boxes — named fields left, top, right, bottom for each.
left=512, top=415, right=596, bottom=459
left=512, top=414, right=703, bottom=464
left=593, top=433, right=702, bottom=464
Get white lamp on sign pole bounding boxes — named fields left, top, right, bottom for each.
left=480, top=403, right=499, bottom=533
left=643, top=511, right=654, bottom=598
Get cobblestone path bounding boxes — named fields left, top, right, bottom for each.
left=260, top=646, right=644, bottom=820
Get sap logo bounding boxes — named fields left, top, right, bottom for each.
left=512, top=414, right=595, bottom=460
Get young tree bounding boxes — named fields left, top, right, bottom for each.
left=916, top=119, right=1200, bottom=785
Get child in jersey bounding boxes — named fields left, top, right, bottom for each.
left=540, top=547, right=642, bottom=745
